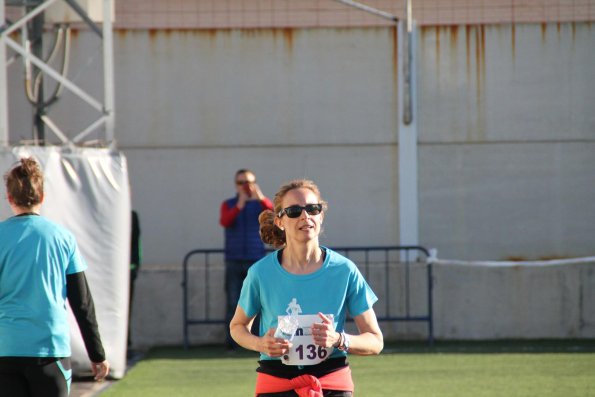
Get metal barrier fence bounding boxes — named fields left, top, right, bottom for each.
left=182, top=246, right=433, bottom=349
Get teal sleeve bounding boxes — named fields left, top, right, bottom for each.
left=238, top=267, right=261, bottom=318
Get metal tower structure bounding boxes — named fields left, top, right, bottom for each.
left=0, top=0, right=114, bottom=148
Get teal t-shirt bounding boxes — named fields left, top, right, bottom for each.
left=0, top=215, right=87, bottom=357
left=238, top=247, right=378, bottom=361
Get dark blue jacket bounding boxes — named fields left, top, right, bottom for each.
left=223, top=197, right=267, bottom=261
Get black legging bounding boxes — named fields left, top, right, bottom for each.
left=0, top=357, right=71, bottom=397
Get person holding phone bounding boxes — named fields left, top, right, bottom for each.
left=229, top=179, right=383, bottom=396
left=220, top=169, right=273, bottom=350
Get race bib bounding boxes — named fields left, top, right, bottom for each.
left=280, top=314, right=335, bottom=366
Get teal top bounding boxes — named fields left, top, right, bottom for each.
left=238, top=247, right=378, bottom=361
left=0, top=215, right=87, bottom=357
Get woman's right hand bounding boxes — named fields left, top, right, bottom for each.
left=92, top=360, right=110, bottom=382
left=260, top=328, right=292, bottom=357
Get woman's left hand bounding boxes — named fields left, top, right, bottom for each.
left=311, top=312, right=340, bottom=348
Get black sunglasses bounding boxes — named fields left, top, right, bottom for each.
left=277, top=204, right=323, bottom=218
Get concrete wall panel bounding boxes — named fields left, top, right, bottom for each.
left=418, top=24, right=595, bottom=143
left=114, top=28, right=398, bottom=148
left=124, top=144, right=400, bottom=265
left=431, top=261, right=594, bottom=340
left=420, top=141, right=595, bottom=260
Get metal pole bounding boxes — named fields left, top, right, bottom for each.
left=72, top=114, right=108, bottom=143
left=427, top=262, right=434, bottom=345
left=331, top=0, right=398, bottom=22
left=29, top=7, right=45, bottom=143
left=407, top=0, right=413, bottom=32
left=63, top=0, right=103, bottom=38
left=183, top=253, right=189, bottom=349
left=403, top=0, right=413, bottom=125
left=102, top=0, right=114, bottom=144
left=0, top=0, right=8, bottom=147
left=1, top=0, right=58, bottom=37
left=330, top=0, right=419, bottom=251
left=398, top=19, right=419, bottom=250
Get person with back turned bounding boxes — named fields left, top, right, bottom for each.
left=0, top=157, right=109, bottom=397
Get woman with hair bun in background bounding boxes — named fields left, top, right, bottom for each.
left=230, top=179, right=383, bottom=396
left=0, top=157, right=109, bottom=397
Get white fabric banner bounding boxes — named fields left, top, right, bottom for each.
left=0, top=146, right=130, bottom=379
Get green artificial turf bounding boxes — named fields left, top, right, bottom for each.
left=100, top=341, right=595, bottom=397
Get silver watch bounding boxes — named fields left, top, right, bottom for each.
left=338, top=331, right=350, bottom=352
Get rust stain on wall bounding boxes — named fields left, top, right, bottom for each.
left=392, top=25, right=399, bottom=119
left=115, top=29, right=128, bottom=40
left=282, top=28, right=294, bottom=55
left=471, top=25, right=486, bottom=141
left=148, top=29, right=159, bottom=42
left=541, top=22, right=547, bottom=43
left=465, top=25, right=472, bottom=78
left=449, top=25, right=460, bottom=78
left=234, top=28, right=295, bottom=55
left=204, top=28, right=219, bottom=41
left=419, top=26, right=432, bottom=74
left=392, top=26, right=398, bottom=85
left=392, top=25, right=399, bottom=66
left=511, top=24, right=516, bottom=60
left=422, top=24, right=490, bottom=141
left=435, top=25, right=441, bottom=70
left=203, top=29, right=221, bottom=50
left=450, top=25, right=459, bottom=53
left=474, top=25, right=486, bottom=100
left=142, top=27, right=299, bottom=55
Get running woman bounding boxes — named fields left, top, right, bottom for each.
left=230, top=179, right=383, bottom=396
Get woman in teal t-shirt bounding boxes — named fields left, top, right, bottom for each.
left=230, top=179, right=383, bottom=396
left=0, top=157, right=110, bottom=397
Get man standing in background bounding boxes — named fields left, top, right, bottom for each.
left=220, top=169, right=273, bottom=351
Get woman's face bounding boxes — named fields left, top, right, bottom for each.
left=276, top=187, right=324, bottom=245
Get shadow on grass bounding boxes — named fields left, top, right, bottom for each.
left=142, top=339, right=595, bottom=361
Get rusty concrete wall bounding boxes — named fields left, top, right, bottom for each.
left=6, top=24, right=594, bottom=263
left=417, top=23, right=595, bottom=260
left=418, top=23, right=594, bottom=143
left=6, top=23, right=595, bottom=346
left=114, top=27, right=403, bottom=262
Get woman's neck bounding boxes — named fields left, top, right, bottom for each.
left=281, top=242, right=324, bottom=274
left=12, top=205, right=41, bottom=216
